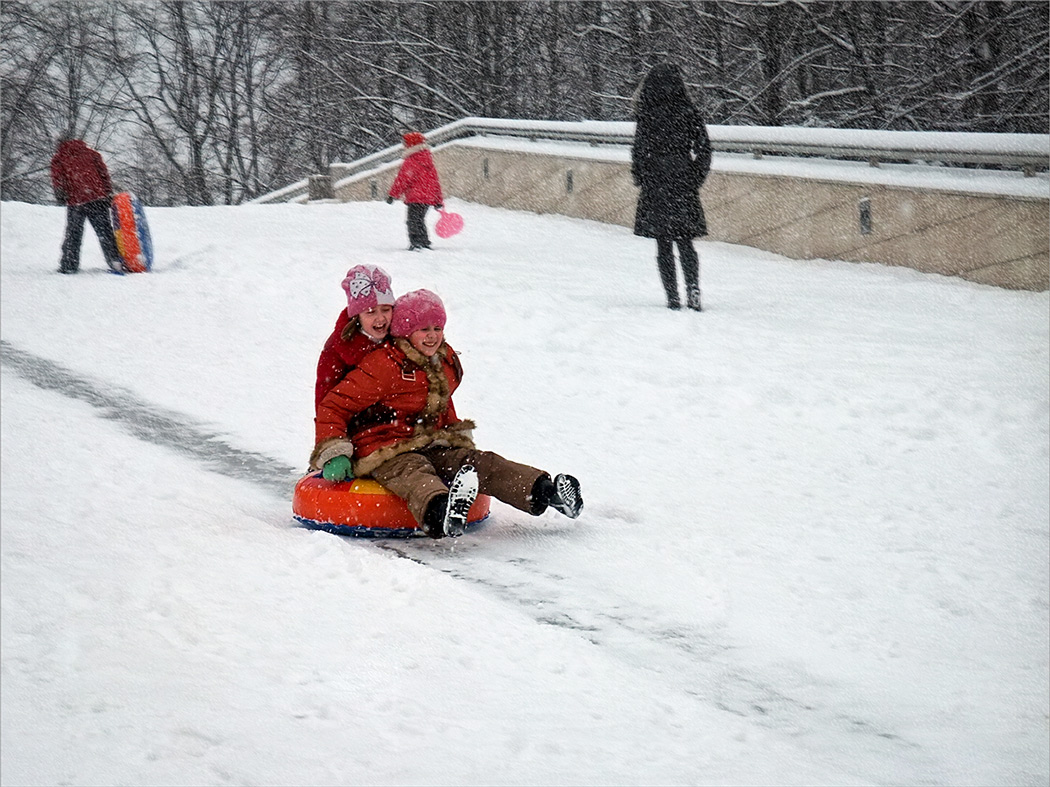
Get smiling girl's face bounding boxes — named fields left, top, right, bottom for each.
left=358, top=304, right=393, bottom=340
left=408, top=324, right=444, bottom=356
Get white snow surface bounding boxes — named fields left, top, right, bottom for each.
left=1, top=198, right=1047, bottom=786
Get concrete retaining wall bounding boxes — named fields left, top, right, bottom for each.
left=332, top=140, right=1049, bottom=291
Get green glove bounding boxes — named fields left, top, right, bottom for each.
left=322, top=455, right=353, bottom=482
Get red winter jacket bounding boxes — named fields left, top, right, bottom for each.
left=311, top=338, right=474, bottom=477
left=388, top=145, right=444, bottom=206
left=314, top=310, right=390, bottom=410
left=50, top=139, right=112, bottom=206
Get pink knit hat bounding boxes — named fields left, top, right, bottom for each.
left=341, top=264, right=395, bottom=318
left=391, top=289, right=446, bottom=338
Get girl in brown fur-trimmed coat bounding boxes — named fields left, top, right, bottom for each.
left=311, top=289, right=582, bottom=538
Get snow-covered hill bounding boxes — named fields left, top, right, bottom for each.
left=2, top=199, right=1047, bottom=786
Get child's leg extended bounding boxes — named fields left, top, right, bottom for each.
left=370, top=451, right=449, bottom=525
left=426, top=448, right=547, bottom=514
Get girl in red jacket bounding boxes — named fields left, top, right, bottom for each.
left=387, top=131, right=444, bottom=251
left=314, top=264, right=396, bottom=412
left=311, top=289, right=582, bottom=538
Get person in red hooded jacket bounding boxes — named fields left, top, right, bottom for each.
left=314, top=263, right=397, bottom=413
left=311, top=289, right=583, bottom=539
left=49, top=136, right=123, bottom=274
left=386, top=131, right=444, bottom=251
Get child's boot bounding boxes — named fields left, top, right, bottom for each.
left=551, top=474, right=583, bottom=518
left=443, top=464, right=478, bottom=537
left=533, top=473, right=583, bottom=519
left=421, top=494, right=448, bottom=538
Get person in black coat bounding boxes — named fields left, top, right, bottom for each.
left=631, top=63, right=712, bottom=311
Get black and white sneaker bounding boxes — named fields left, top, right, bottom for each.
left=687, top=286, right=702, bottom=311
left=443, top=465, right=479, bottom=537
left=549, top=474, right=583, bottom=519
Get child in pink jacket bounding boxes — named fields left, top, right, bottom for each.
left=387, top=131, right=444, bottom=251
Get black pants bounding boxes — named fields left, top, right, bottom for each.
left=406, top=203, right=431, bottom=248
left=655, top=238, right=699, bottom=307
left=60, top=198, right=122, bottom=273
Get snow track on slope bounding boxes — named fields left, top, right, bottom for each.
left=2, top=339, right=927, bottom=781
left=376, top=538, right=926, bottom=780
left=0, top=340, right=300, bottom=496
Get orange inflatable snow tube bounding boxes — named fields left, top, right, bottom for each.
left=111, top=192, right=148, bottom=273
left=292, top=473, right=491, bottom=537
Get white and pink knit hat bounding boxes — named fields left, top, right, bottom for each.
left=341, top=264, right=395, bottom=318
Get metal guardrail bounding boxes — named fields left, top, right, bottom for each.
left=250, top=117, right=1050, bottom=204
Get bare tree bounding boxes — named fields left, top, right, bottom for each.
left=2, top=1, right=122, bottom=200
left=3, top=0, right=1046, bottom=205
left=102, top=1, right=244, bottom=204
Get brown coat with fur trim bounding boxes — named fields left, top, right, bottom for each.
left=310, top=339, right=475, bottom=477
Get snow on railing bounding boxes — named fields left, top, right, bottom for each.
left=250, top=117, right=1050, bottom=204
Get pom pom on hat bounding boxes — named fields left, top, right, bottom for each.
left=402, top=131, right=426, bottom=147
left=342, top=264, right=395, bottom=318
left=391, top=289, right=446, bottom=338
